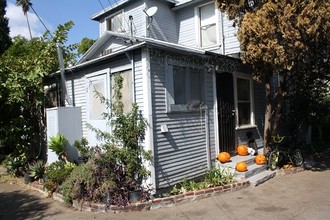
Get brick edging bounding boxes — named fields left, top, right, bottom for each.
left=26, top=166, right=305, bottom=213
left=70, top=181, right=250, bottom=213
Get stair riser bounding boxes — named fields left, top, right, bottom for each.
left=244, top=164, right=268, bottom=178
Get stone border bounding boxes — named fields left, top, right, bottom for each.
left=70, top=181, right=250, bottom=213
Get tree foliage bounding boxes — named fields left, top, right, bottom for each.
left=77, top=37, right=96, bottom=56
left=216, top=0, right=330, bottom=150
left=0, top=21, right=76, bottom=164
left=0, top=0, right=11, bottom=55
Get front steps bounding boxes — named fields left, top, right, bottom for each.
left=219, top=149, right=276, bottom=187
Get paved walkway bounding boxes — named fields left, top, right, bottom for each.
left=1, top=169, right=330, bottom=220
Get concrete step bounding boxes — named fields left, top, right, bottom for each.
left=218, top=148, right=275, bottom=187
left=247, top=170, right=276, bottom=187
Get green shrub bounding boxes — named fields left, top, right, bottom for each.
left=3, top=154, right=27, bottom=176
left=73, top=138, right=93, bottom=163
left=44, top=161, right=76, bottom=193
left=60, top=162, right=95, bottom=204
left=170, top=167, right=235, bottom=195
left=204, top=167, right=235, bottom=187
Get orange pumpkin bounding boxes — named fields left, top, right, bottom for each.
left=237, top=145, right=248, bottom=156
left=217, top=152, right=231, bottom=163
left=255, top=154, right=266, bottom=165
left=236, top=162, right=247, bottom=172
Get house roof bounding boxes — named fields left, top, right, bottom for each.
left=91, top=0, right=196, bottom=20
left=76, top=31, right=210, bottom=66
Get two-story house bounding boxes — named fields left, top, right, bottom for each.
left=46, top=0, right=266, bottom=194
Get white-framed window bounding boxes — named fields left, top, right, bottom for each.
left=196, top=2, right=217, bottom=48
left=111, top=69, right=132, bottom=114
left=234, top=73, right=255, bottom=127
left=106, top=11, right=125, bottom=32
left=166, top=65, right=205, bottom=112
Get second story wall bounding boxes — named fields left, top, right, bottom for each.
left=175, top=0, right=240, bottom=55
left=146, top=0, right=178, bottom=42
left=93, top=0, right=240, bottom=56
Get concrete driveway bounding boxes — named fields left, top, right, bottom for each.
left=1, top=169, right=330, bottom=220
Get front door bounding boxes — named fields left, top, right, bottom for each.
left=216, top=72, right=236, bottom=153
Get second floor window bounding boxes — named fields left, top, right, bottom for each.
left=199, top=3, right=216, bottom=47
left=107, top=12, right=124, bottom=32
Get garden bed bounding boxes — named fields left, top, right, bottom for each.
left=43, top=180, right=250, bottom=213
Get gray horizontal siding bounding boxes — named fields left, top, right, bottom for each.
left=150, top=50, right=210, bottom=190
left=176, top=6, right=196, bottom=47
left=147, top=0, right=178, bottom=42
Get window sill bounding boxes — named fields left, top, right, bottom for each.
left=235, top=125, right=257, bottom=130
left=168, top=104, right=206, bottom=113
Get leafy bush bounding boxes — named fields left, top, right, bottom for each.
left=170, top=167, right=235, bottom=195
left=61, top=74, right=152, bottom=206
left=73, top=138, right=93, bottom=163
left=60, top=162, right=95, bottom=204
left=43, top=161, right=76, bottom=193
left=3, top=154, right=27, bottom=176
left=204, top=167, right=235, bottom=187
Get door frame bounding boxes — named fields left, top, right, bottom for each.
left=215, top=71, right=236, bottom=154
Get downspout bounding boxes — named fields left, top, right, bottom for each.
left=204, top=67, right=212, bottom=169
left=212, top=68, right=219, bottom=163
left=219, top=12, right=225, bottom=55
left=56, top=44, right=72, bottom=106
left=205, top=105, right=211, bottom=169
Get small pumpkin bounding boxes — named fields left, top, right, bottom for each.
left=217, top=152, right=231, bottom=163
left=255, top=154, right=266, bottom=165
left=237, top=145, right=248, bottom=156
left=236, top=161, right=247, bottom=172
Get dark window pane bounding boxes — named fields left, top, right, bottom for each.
left=173, top=66, right=186, bottom=104
left=238, top=102, right=251, bottom=125
left=188, top=70, right=202, bottom=107
left=237, top=78, right=250, bottom=101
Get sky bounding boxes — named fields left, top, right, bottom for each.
left=5, top=0, right=115, bottom=45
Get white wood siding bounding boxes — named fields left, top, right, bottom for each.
left=66, top=75, right=88, bottom=138
left=222, top=15, right=240, bottom=55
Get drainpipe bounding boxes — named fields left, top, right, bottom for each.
left=56, top=44, right=72, bottom=106
left=205, top=105, right=211, bottom=169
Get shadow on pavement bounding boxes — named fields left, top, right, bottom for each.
left=305, top=150, right=330, bottom=171
left=0, top=189, right=60, bottom=220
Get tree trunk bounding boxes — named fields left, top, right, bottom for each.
left=25, top=13, right=32, bottom=40
left=272, top=72, right=287, bottom=136
left=263, top=73, right=272, bottom=154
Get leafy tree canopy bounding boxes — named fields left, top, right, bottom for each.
left=216, top=0, right=330, bottom=149
left=0, top=21, right=76, bottom=161
left=77, top=37, right=96, bottom=56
